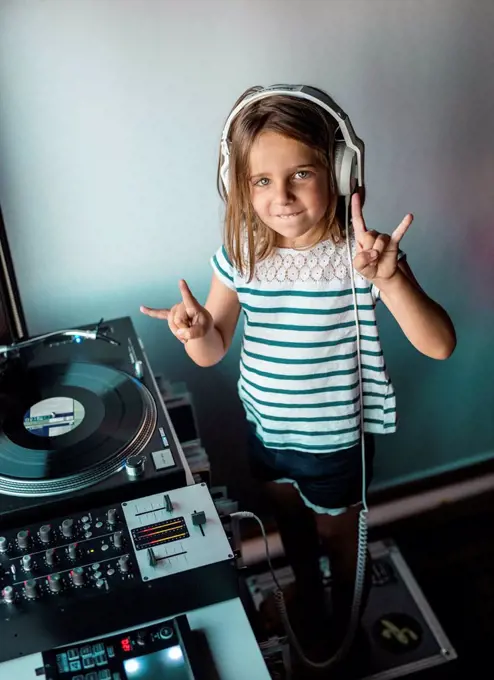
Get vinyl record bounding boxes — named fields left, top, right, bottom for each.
left=0, top=362, right=157, bottom=496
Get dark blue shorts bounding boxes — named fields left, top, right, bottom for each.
left=247, top=424, right=375, bottom=513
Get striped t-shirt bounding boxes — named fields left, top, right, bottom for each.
left=211, top=236, right=398, bottom=454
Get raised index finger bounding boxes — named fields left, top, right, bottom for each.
left=179, top=280, right=200, bottom=313
left=351, top=192, right=367, bottom=243
left=391, top=213, right=414, bottom=244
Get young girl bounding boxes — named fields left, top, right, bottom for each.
left=141, top=86, right=456, bottom=660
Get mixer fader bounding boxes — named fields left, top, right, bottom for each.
left=123, top=482, right=233, bottom=582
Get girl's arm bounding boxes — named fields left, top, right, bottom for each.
left=378, top=260, right=456, bottom=360
left=184, top=274, right=241, bottom=367
left=350, top=192, right=456, bottom=360
left=141, top=275, right=240, bottom=367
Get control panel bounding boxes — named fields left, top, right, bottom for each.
left=0, top=504, right=134, bottom=606
left=41, top=614, right=197, bottom=680
left=0, top=483, right=237, bottom=663
left=122, top=481, right=233, bottom=582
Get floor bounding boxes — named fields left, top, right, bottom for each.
left=243, top=488, right=494, bottom=678
left=369, top=488, right=494, bottom=677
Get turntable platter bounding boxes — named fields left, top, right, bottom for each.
left=0, top=362, right=157, bottom=496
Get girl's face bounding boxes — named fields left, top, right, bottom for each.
left=248, top=131, right=330, bottom=247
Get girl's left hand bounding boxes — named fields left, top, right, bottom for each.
left=351, top=192, right=414, bottom=282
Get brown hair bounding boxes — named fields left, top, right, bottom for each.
left=217, top=86, right=344, bottom=279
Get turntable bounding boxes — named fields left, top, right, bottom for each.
left=0, top=317, right=189, bottom=528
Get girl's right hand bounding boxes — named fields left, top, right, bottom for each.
left=140, top=280, right=213, bottom=343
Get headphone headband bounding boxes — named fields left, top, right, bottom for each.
left=219, top=84, right=365, bottom=196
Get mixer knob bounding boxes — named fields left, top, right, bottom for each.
left=0, top=536, right=8, bottom=553
left=45, top=548, right=57, bottom=566
left=118, top=555, right=130, bottom=573
left=107, top=508, right=117, bottom=526
left=2, top=586, right=15, bottom=603
left=61, top=519, right=74, bottom=538
left=48, top=573, right=63, bottom=593
left=17, top=530, right=30, bottom=550
left=24, top=579, right=38, bottom=599
left=70, top=567, right=85, bottom=586
left=39, top=524, right=52, bottom=543
left=113, top=531, right=124, bottom=549
left=22, top=554, right=32, bottom=571
left=68, top=543, right=78, bottom=560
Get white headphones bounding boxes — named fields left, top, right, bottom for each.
left=219, top=84, right=365, bottom=197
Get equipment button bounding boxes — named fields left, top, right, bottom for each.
left=95, top=653, right=107, bottom=666
left=86, top=673, right=98, bottom=680
left=99, top=671, right=112, bottom=680
left=92, top=643, right=105, bottom=654
left=67, top=649, right=80, bottom=660
left=82, top=656, right=95, bottom=668
left=159, top=626, right=173, bottom=640
left=69, top=660, right=81, bottom=671
left=80, top=646, right=92, bottom=657
left=56, top=652, right=69, bottom=672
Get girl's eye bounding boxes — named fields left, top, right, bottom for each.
left=254, top=178, right=270, bottom=187
left=295, top=170, right=311, bottom=180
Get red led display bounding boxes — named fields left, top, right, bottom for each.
left=120, top=637, right=132, bottom=652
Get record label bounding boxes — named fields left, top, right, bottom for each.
left=23, top=396, right=85, bottom=438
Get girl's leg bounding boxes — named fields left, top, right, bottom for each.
left=263, top=481, right=328, bottom=622
left=315, top=505, right=372, bottom=647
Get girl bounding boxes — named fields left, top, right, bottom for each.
left=141, top=86, right=456, bottom=661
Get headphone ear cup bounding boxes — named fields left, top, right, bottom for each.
left=334, top=141, right=357, bottom=196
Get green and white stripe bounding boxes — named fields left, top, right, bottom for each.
left=211, top=239, right=397, bottom=453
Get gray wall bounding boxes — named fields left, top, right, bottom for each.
left=0, top=0, right=493, bottom=508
